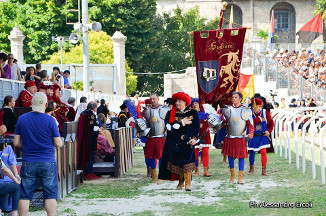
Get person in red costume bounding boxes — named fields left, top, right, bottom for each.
left=191, top=98, right=212, bottom=177
left=247, top=98, right=274, bottom=176
left=221, top=92, right=254, bottom=184
left=52, top=84, right=69, bottom=135
left=15, top=81, right=37, bottom=107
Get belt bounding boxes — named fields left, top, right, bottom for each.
left=226, top=135, right=247, bottom=138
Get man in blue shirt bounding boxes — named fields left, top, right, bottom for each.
left=63, top=70, right=72, bottom=89
left=14, top=92, right=62, bottom=216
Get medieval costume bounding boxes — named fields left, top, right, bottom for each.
left=247, top=98, right=274, bottom=176
left=140, top=99, right=169, bottom=183
left=66, top=104, right=76, bottom=122
left=15, top=81, right=35, bottom=107
left=191, top=98, right=212, bottom=177
left=0, top=106, right=16, bottom=133
left=52, top=84, right=70, bottom=136
left=118, top=103, right=130, bottom=128
left=77, top=108, right=100, bottom=180
left=158, top=92, right=199, bottom=191
left=95, top=134, right=115, bottom=163
left=221, top=103, right=254, bottom=184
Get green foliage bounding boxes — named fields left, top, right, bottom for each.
left=257, top=29, right=269, bottom=40
left=315, top=0, right=326, bottom=19
left=72, top=81, right=83, bottom=91
left=256, top=28, right=279, bottom=42
left=44, top=31, right=113, bottom=64
left=0, top=0, right=75, bottom=63
left=44, top=31, right=137, bottom=94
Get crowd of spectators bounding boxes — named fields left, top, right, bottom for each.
left=263, top=48, right=326, bottom=89
left=0, top=64, right=119, bottom=214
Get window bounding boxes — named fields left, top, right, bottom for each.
left=274, top=11, right=290, bottom=30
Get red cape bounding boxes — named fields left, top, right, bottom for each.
left=77, top=111, right=92, bottom=171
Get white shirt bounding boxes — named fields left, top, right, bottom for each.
left=10, top=64, right=19, bottom=80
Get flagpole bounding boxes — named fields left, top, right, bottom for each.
left=218, top=2, right=228, bottom=30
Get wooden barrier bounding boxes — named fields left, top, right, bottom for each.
left=56, top=121, right=78, bottom=200
left=92, top=127, right=134, bottom=177
left=113, top=127, right=134, bottom=178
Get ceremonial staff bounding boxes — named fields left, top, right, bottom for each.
left=218, top=2, right=228, bottom=30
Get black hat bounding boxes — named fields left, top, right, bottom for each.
left=120, top=103, right=127, bottom=110
left=164, top=97, right=174, bottom=105
left=100, top=99, right=105, bottom=105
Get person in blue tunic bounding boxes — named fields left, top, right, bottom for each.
left=158, top=92, right=200, bottom=191
left=247, top=98, right=274, bottom=176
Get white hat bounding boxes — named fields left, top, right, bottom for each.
left=32, top=92, right=48, bottom=113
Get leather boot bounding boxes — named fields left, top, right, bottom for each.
left=184, top=172, right=192, bottom=191
left=237, top=171, right=244, bottom=184
left=223, top=154, right=227, bottom=163
left=151, top=168, right=157, bottom=183
left=262, top=166, right=268, bottom=176
left=203, top=167, right=212, bottom=177
left=147, top=167, right=152, bottom=177
left=248, top=165, right=254, bottom=175
left=176, top=174, right=185, bottom=190
left=229, top=168, right=236, bottom=183
left=194, top=167, right=199, bottom=176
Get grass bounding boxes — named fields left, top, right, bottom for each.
left=29, top=143, right=326, bottom=215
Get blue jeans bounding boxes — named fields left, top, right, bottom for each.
left=20, top=162, right=58, bottom=200
left=0, top=182, right=20, bottom=211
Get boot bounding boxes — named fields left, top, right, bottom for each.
left=262, top=166, right=268, bottom=176
left=223, top=154, right=227, bottom=163
left=237, top=171, right=244, bottom=184
left=151, top=168, right=157, bottom=183
left=229, top=168, right=236, bottom=183
left=203, top=167, right=212, bottom=177
left=147, top=167, right=152, bottom=177
left=248, top=165, right=254, bottom=175
left=176, top=174, right=185, bottom=190
left=194, top=167, right=199, bottom=176
left=184, top=172, right=192, bottom=191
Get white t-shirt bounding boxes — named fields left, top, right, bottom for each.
left=10, top=64, right=19, bottom=80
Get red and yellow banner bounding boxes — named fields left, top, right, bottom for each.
left=237, top=68, right=255, bottom=102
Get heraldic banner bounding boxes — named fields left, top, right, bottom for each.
left=193, top=28, right=247, bottom=107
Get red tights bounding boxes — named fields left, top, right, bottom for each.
left=195, top=147, right=209, bottom=168
left=260, top=148, right=267, bottom=167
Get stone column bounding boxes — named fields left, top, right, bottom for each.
left=8, top=26, right=25, bottom=68
left=111, top=31, right=127, bottom=96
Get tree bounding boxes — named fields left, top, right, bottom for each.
left=316, top=0, right=326, bottom=19
left=44, top=31, right=137, bottom=95
left=133, top=6, right=220, bottom=96
left=0, top=0, right=74, bottom=63
left=256, top=29, right=279, bottom=42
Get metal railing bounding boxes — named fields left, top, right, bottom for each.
left=242, top=42, right=326, bottom=104
left=0, top=78, right=125, bottom=113
left=271, top=107, right=326, bottom=184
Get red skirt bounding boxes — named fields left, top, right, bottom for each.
left=222, top=137, right=248, bottom=158
left=144, top=137, right=165, bottom=159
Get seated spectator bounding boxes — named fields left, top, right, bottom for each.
left=7, top=54, right=22, bottom=81
left=0, top=137, right=20, bottom=216
left=15, top=81, right=37, bottom=107
left=97, top=99, right=110, bottom=117
left=63, top=70, right=72, bottom=89
left=0, top=96, right=16, bottom=133
left=0, top=53, right=10, bottom=79
left=66, top=97, right=76, bottom=121
left=45, top=101, right=59, bottom=126
left=97, top=113, right=107, bottom=128
left=75, top=96, right=87, bottom=122
left=95, top=134, right=115, bottom=163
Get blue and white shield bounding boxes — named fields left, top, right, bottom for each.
left=197, top=60, right=219, bottom=94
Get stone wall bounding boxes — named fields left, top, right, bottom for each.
left=164, top=67, right=198, bottom=97
left=156, top=0, right=322, bottom=43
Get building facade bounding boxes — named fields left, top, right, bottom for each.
left=156, top=0, right=323, bottom=43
